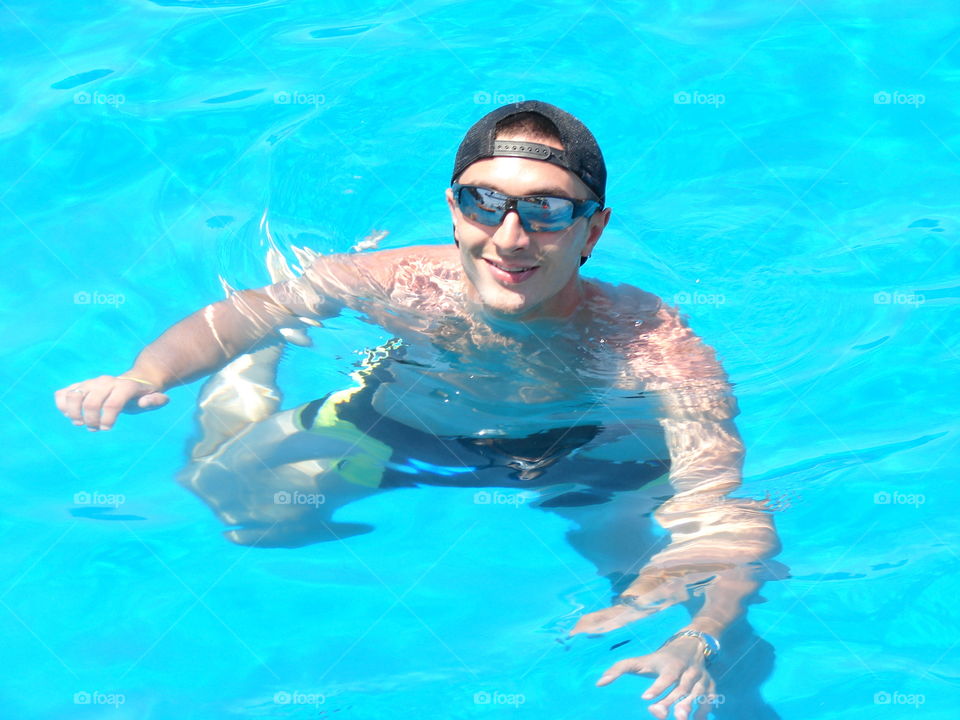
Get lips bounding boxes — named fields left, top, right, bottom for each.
left=484, top=258, right=539, bottom=284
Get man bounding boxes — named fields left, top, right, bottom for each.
left=56, top=101, right=778, bottom=719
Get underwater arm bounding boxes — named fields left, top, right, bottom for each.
left=616, top=413, right=776, bottom=626
left=123, top=282, right=337, bottom=391
left=586, top=414, right=775, bottom=720
left=576, top=305, right=779, bottom=719
left=55, top=255, right=354, bottom=431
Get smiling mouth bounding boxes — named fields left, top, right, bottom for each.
left=484, top=259, right=539, bottom=284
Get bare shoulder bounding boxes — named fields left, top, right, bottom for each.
left=591, top=280, right=727, bottom=382
left=585, top=278, right=666, bottom=330
left=303, top=243, right=463, bottom=311
left=349, top=243, right=459, bottom=271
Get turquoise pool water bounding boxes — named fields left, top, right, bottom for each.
left=2, top=1, right=959, bottom=717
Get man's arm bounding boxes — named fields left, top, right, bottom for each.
left=54, top=249, right=391, bottom=431
left=616, top=414, right=777, bottom=623
left=616, top=304, right=778, bottom=631
left=577, top=304, right=779, bottom=720
left=586, top=412, right=776, bottom=720
left=123, top=284, right=336, bottom=391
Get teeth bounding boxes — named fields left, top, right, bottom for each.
left=490, top=261, right=534, bottom=272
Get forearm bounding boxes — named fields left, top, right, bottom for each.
left=124, top=288, right=299, bottom=391
left=679, top=564, right=762, bottom=639
left=617, top=495, right=776, bottom=645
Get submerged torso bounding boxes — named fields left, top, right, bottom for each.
left=300, top=245, right=687, bottom=462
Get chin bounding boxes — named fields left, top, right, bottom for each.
left=480, top=289, right=534, bottom=317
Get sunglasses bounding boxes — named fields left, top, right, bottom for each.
left=451, top=183, right=601, bottom=233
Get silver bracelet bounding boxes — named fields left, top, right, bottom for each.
left=661, top=630, right=721, bottom=664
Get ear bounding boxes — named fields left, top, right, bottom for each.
left=582, top=207, right=611, bottom=261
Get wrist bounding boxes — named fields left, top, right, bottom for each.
left=662, top=630, right=721, bottom=664
left=683, top=617, right=725, bottom=639
left=120, top=368, right=167, bottom=391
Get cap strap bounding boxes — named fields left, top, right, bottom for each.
left=492, top=139, right=566, bottom=164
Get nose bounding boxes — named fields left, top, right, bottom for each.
left=493, top=209, right=531, bottom=254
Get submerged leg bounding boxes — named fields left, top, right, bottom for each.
left=178, top=398, right=392, bottom=548
left=176, top=241, right=398, bottom=546
left=179, top=330, right=392, bottom=547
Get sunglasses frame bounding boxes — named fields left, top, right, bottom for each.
left=451, top=183, right=601, bottom=233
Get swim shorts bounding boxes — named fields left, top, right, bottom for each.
left=292, top=342, right=671, bottom=506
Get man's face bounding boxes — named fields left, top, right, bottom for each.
left=446, top=136, right=610, bottom=320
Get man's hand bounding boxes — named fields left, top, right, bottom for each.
left=55, top=375, right=169, bottom=431
left=596, top=636, right=719, bottom=720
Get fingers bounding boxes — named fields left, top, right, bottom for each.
left=76, top=383, right=117, bottom=431
left=693, top=690, right=720, bottom=720
left=596, top=649, right=719, bottom=719
left=596, top=657, right=651, bottom=687
left=678, top=679, right=719, bottom=720
left=137, top=393, right=169, bottom=410
left=55, top=376, right=162, bottom=431
left=96, top=384, right=138, bottom=430
left=648, top=670, right=717, bottom=720
left=641, top=662, right=684, bottom=702
left=56, top=383, right=91, bottom=426
left=657, top=673, right=711, bottom=720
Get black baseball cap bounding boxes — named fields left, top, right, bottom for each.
left=451, top=100, right=606, bottom=205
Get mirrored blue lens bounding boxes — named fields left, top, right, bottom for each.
left=456, top=185, right=593, bottom=232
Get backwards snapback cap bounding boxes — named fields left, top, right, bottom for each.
left=451, top=100, right=606, bottom=205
